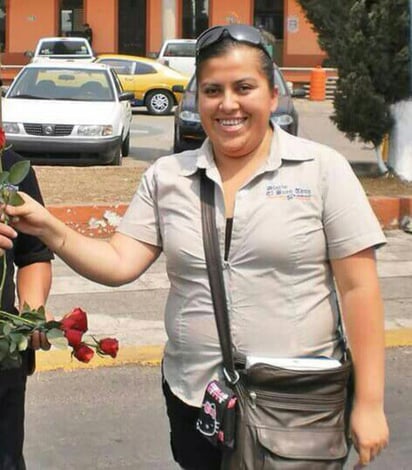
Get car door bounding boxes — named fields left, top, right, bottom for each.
left=129, top=60, right=159, bottom=101
left=110, top=70, right=132, bottom=137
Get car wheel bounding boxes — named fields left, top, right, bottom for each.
left=122, top=131, right=130, bottom=157
left=110, top=145, right=122, bottom=166
left=146, top=90, right=173, bottom=115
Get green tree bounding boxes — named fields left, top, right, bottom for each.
left=298, top=0, right=410, bottom=174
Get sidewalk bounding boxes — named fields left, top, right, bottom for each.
left=36, top=229, right=412, bottom=372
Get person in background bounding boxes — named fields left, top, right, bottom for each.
left=83, top=23, right=93, bottom=46
left=0, top=147, right=53, bottom=470
left=0, top=24, right=388, bottom=470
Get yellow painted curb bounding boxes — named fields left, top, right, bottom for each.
left=35, top=345, right=163, bottom=372
left=385, top=328, right=412, bottom=348
left=34, top=329, right=412, bottom=373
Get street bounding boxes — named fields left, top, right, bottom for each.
left=25, top=348, right=412, bottom=469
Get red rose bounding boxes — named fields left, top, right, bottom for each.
left=0, top=128, right=5, bottom=148
left=73, top=343, right=94, bottom=363
left=60, top=307, right=88, bottom=333
left=98, top=338, right=119, bottom=358
left=64, top=328, right=83, bottom=348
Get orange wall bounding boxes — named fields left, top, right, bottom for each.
left=284, top=0, right=326, bottom=66
left=209, top=0, right=252, bottom=25
left=86, top=0, right=117, bottom=53
left=147, top=0, right=162, bottom=54
left=8, top=0, right=58, bottom=52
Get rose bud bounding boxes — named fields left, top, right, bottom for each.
left=73, top=343, right=94, bottom=363
left=60, top=307, right=88, bottom=333
left=98, top=338, right=119, bottom=358
left=64, top=329, right=83, bottom=348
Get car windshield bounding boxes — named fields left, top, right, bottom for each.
left=38, top=40, right=91, bottom=56
left=7, top=67, right=115, bottom=102
left=164, top=42, right=196, bottom=57
left=186, top=66, right=289, bottom=96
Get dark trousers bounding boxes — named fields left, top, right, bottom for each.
left=162, top=379, right=222, bottom=470
left=0, top=365, right=27, bottom=470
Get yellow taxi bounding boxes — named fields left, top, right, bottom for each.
left=95, top=54, right=189, bottom=115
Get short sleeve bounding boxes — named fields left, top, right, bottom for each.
left=12, top=158, right=54, bottom=267
left=116, top=164, right=162, bottom=247
left=321, top=151, right=386, bottom=259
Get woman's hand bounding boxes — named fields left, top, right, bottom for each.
left=29, top=312, right=54, bottom=351
left=30, top=330, right=51, bottom=351
left=3, top=192, right=52, bottom=238
left=350, top=401, right=389, bottom=468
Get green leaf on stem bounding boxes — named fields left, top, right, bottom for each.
left=0, top=171, right=10, bottom=184
left=2, top=323, right=11, bottom=336
left=21, top=310, right=46, bottom=323
left=9, top=338, right=16, bottom=353
left=43, top=320, right=62, bottom=330
left=47, top=328, right=68, bottom=349
left=8, top=160, right=30, bottom=185
left=8, top=191, right=25, bottom=206
left=10, top=332, right=28, bottom=352
left=22, top=301, right=32, bottom=313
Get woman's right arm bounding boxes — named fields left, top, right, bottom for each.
left=1, top=192, right=161, bottom=286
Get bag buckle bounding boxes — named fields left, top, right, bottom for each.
left=223, top=367, right=240, bottom=385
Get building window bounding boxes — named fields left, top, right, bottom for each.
left=60, top=0, right=84, bottom=36
left=182, top=0, right=209, bottom=39
left=254, top=0, right=283, bottom=65
left=254, top=0, right=283, bottom=40
left=0, top=0, right=5, bottom=52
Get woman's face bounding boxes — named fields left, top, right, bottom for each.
left=197, top=45, right=278, bottom=160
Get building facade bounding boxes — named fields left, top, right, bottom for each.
left=0, top=0, right=325, bottom=68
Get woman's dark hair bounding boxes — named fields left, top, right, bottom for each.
left=196, top=37, right=274, bottom=90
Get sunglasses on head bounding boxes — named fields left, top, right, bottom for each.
left=196, top=24, right=271, bottom=59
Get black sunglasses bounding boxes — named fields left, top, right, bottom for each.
left=196, top=24, right=271, bottom=59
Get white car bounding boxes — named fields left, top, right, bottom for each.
left=2, top=62, right=133, bottom=165
left=157, top=39, right=196, bottom=77
left=28, top=37, right=95, bottom=63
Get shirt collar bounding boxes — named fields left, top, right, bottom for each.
left=178, top=123, right=315, bottom=177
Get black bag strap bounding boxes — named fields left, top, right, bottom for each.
left=200, top=169, right=239, bottom=385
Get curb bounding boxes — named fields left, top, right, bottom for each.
left=47, top=197, right=412, bottom=238
left=35, top=329, right=412, bottom=373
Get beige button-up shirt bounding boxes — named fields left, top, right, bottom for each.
left=117, top=126, right=385, bottom=406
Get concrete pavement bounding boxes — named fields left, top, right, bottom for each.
left=36, top=228, right=412, bottom=372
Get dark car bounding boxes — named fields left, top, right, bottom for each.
left=172, top=64, right=303, bottom=153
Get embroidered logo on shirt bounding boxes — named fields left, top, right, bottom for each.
left=266, top=184, right=312, bottom=200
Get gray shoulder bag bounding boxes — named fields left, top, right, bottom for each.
left=198, top=169, right=354, bottom=470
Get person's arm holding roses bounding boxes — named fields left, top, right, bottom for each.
left=0, top=192, right=161, bottom=285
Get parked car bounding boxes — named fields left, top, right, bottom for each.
left=26, top=36, right=95, bottom=63
left=172, top=65, right=302, bottom=153
left=95, top=54, right=189, bottom=115
left=157, top=39, right=196, bottom=77
left=2, top=61, right=133, bottom=165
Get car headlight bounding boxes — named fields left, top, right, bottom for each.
left=179, top=110, right=201, bottom=123
left=3, top=122, right=20, bottom=134
left=272, top=114, right=294, bottom=126
left=77, top=125, right=113, bottom=136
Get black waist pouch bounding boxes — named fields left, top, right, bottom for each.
left=196, top=380, right=238, bottom=449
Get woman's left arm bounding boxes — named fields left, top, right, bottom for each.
left=331, top=248, right=389, bottom=468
